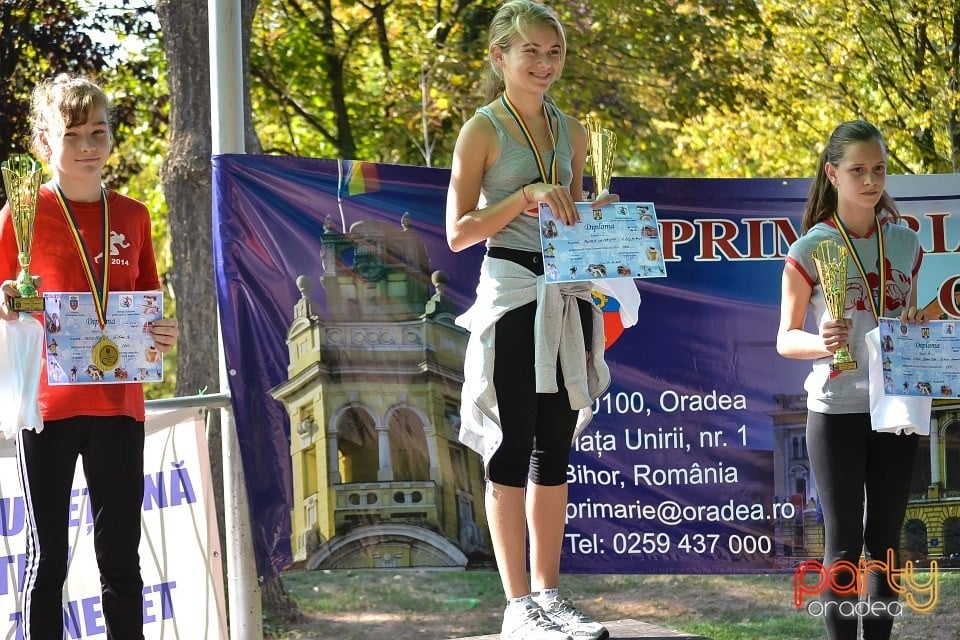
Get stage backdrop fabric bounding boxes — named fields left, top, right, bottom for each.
left=211, top=155, right=959, bottom=580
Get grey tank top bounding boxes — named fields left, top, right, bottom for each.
left=476, top=102, right=574, bottom=252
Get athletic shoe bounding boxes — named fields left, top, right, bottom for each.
left=533, top=594, right=609, bottom=640
left=501, top=599, right=573, bottom=640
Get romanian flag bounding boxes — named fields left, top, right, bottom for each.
left=342, top=160, right=381, bottom=196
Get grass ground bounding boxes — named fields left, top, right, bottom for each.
left=264, top=569, right=959, bottom=640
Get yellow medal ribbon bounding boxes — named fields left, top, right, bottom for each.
left=833, top=212, right=885, bottom=324
left=53, top=185, right=119, bottom=372
left=53, top=185, right=110, bottom=328
left=500, top=92, right=558, bottom=185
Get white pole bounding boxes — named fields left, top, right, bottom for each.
left=208, top=1, right=263, bottom=639
left=210, top=0, right=245, bottom=152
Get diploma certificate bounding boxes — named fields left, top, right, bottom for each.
left=43, top=291, right=164, bottom=385
left=538, top=201, right=666, bottom=283
left=877, top=317, right=960, bottom=398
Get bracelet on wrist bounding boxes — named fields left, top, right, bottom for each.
left=521, top=184, right=532, bottom=204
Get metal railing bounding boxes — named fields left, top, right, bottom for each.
left=146, top=392, right=231, bottom=412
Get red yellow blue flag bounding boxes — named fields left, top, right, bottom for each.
left=343, top=160, right=381, bottom=196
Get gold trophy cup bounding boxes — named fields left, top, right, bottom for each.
left=584, top=115, right=617, bottom=197
left=1, top=154, right=44, bottom=313
left=811, top=239, right=857, bottom=372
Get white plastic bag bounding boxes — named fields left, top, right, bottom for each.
left=864, top=327, right=932, bottom=435
left=0, top=314, right=44, bottom=439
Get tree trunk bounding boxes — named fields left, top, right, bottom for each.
left=156, top=0, right=218, bottom=399
left=262, top=576, right=303, bottom=625
left=156, top=0, right=289, bottom=629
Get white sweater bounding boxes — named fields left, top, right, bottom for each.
left=455, top=256, right=611, bottom=469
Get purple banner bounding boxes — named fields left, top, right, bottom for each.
left=211, top=155, right=960, bottom=579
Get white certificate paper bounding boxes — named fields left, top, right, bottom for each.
left=43, top=291, right=164, bottom=385
left=877, top=317, right=960, bottom=398
left=538, top=201, right=667, bottom=283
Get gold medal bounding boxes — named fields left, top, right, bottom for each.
left=92, top=335, right=120, bottom=372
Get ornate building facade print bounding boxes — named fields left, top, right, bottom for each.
left=271, top=214, right=489, bottom=569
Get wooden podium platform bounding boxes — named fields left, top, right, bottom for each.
left=454, top=618, right=710, bottom=639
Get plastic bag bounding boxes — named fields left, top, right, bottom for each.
left=864, top=326, right=931, bottom=435
left=0, top=314, right=44, bottom=439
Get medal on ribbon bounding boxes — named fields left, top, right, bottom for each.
left=92, top=334, right=120, bottom=371
left=501, top=92, right=558, bottom=186
left=833, top=212, right=886, bottom=324
left=53, top=185, right=120, bottom=372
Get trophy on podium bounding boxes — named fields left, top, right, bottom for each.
left=1, top=154, right=44, bottom=313
left=584, top=115, right=617, bottom=198
left=811, top=239, right=857, bottom=372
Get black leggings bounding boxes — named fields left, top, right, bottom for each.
left=489, top=300, right=577, bottom=487
left=16, top=415, right=145, bottom=640
left=806, top=411, right=919, bottom=640
left=485, top=248, right=593, bottom=487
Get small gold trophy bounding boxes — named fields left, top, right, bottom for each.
left=1, top=154, right=44, bottom=313
left=811, top=239, right=857, bottom=372
left=584, top=115, right=617, bottom=197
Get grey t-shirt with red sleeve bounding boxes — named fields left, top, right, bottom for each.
left=785, top=216, right=922, bottom=414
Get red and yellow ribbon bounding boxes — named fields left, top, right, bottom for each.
left=53, top=185, right=110, bottom=329
left=500, top=92, right=558, bottom=185
left=833, top=212, right=885, bottom=323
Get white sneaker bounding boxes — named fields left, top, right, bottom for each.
left=534, top=594, right=609, bottom=640
left=501, top=599, right=573, bottom=640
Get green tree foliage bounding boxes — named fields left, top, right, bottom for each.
left=250, top=0, right=491, bottom=166
left=674, top=1, right=960, bottom=177
left=553, top=1, right=771, bottom=176
left=0, top=0, right=169, bottom=260
left=248, top=0, right=768, bottom=172
left=0, top=1, right=159, bottom=162
left=248, top=0, right=959, bottom=178
left=1, top=0, right=111, bottom=157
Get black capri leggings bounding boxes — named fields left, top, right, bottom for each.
left=485, top=251, right=593, bottom=488
left=806, top=410, right=919, bottom=640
